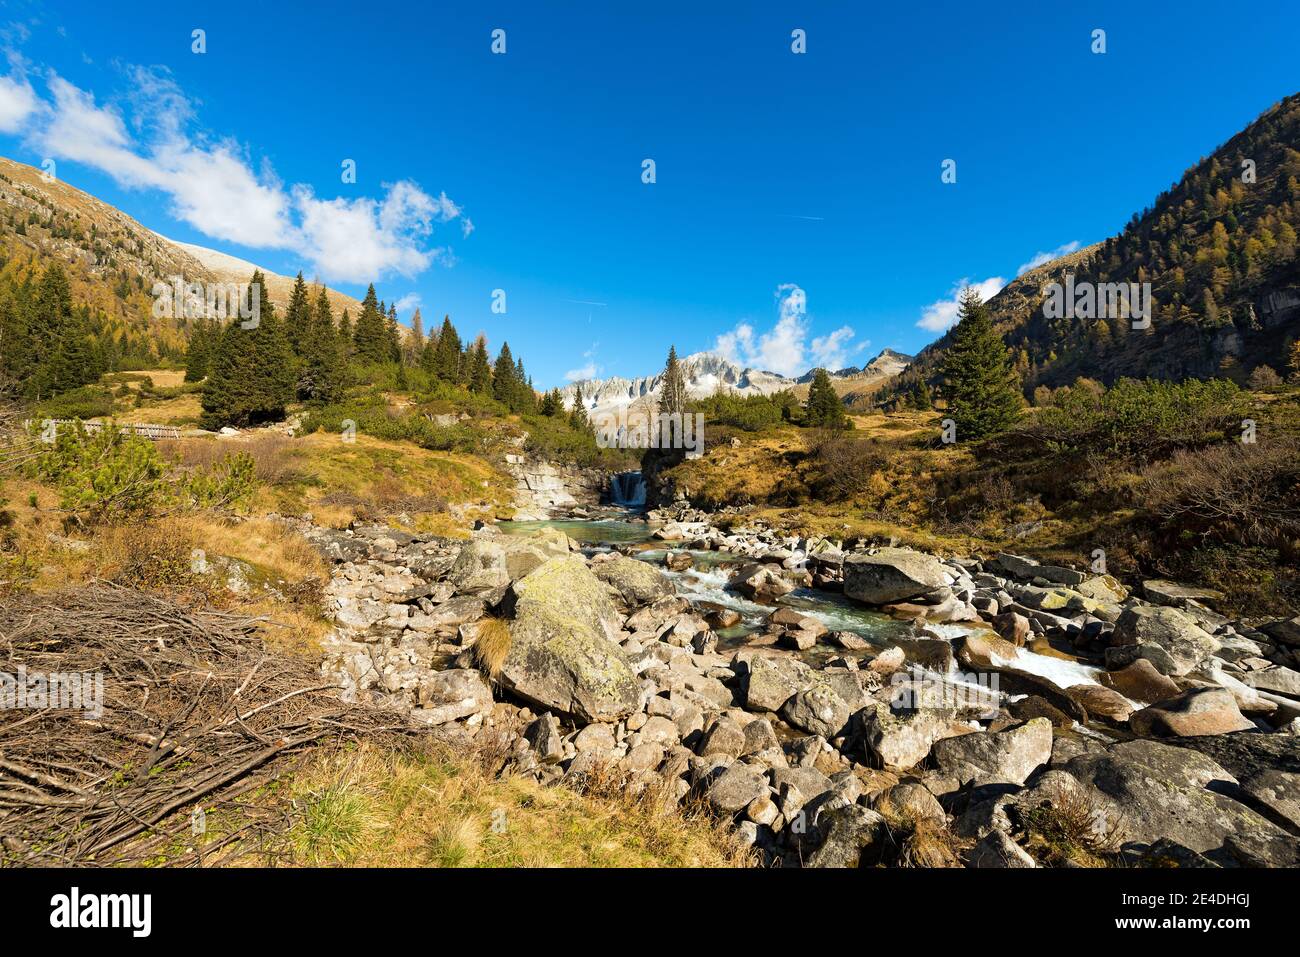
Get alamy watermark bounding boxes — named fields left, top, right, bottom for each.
left=888, top=664, right=1000, bottom=720
left=1043, top=274, right=1151, bottom=330
left=1, top=666, right=103, bottom=718
left=593, top=409, right=704, bottom=456
left=151, top=276, right=262, bottom=329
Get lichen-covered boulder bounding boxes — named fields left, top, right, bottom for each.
left=497, top=557, right=640, bottom=723
left=591, top=553, right=673, bottom=609
left=448, top=539, right=510, bottom=594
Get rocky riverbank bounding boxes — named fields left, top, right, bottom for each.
left=301, top=508, right=1300, bottom=868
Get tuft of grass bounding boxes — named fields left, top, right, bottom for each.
left=1019, top=786, right=1123, bottom=868
left=292, top=778, right=382, bottom=865
left=470, top=618, right=513, bottom=679
left=873, top=804, right=967, bottom=868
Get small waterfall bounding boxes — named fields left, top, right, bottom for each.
left=609, top=470, right=647, bottom=508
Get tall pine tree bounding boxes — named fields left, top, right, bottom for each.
left=939, top=287, right=1022, bottom=440
left=352, top=284, right=390, bottom=364
left=300, top=285, right=346, bottom=403
left=283, top=271, right=312, bottom=359
left=804, top=368, right=847, bottom=428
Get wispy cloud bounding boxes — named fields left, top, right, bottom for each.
left=1017, top=240, right=1080, bottom=276
left=810, top=326, right=867, bottom=371
left=565, top=342, right=601, bottom=382
left=0, top=59, right=38, bottom=133
left=916, top=276, right=1006, bottom=333
left=4, top=63, right=469, bottom=284
left=393, top=293, right=422, bottom=314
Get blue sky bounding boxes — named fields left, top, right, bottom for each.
left=0, top=0, right=1297, bottom=388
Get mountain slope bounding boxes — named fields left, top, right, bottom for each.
left=0, top=155, right=365, bottom=364
left=893, top=93, right=1300, bottom=397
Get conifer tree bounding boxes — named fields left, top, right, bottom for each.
left=184, top=318, right=214, bottom=382
left=200, top=270, right=293, bottom=428
left=804, top=368, right=847, bottom=428
left=432, top=316, right=461, bottom=381
left=32, top=262, right=94, bottom=397
left=493, top=342, right=517, bottom=406
left=386, top=303, right=402, bottom=362
left=300, top=286, right=345, bottom=403
left=468, top=335, right=492, bottom=393
left=939, top=287, right=1022, bottom=440
left=352, top=284, right=390, bottom=364
left=660, top=346, right=687, bottom=416
left=569, top=383, right=590, bottom=431
left=283, top=271, right=312, bottom=358
left=406, top=308, right=425, bottom=366
left=337, top=309, right=353, bottom=358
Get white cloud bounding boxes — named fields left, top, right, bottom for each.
left=810, top=326, right=866, bottom=371
left=565, top=343, right=600, bottom=382
left=22, top=68, right=469, bottom=283
left=0, top=70, right=38, bottom=133
left=916, top=276, right=1006, bottom=333
left=1016, top=241, right=1080, bottom=276
left=393, top=293, right=422, bottom=314
left=714, top=283, right=818, bottom=378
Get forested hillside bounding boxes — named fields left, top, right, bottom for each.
left=892, top=93, right=1300, bottom=400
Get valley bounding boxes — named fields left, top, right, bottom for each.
left=1, top=76, right=1299, bottom=877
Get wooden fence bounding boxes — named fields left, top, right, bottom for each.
left=24, top=419, right=184, bottom=441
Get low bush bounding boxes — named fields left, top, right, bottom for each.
left=1022, top=377, right=1245, bottom=461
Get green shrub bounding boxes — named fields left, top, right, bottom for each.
left=25, top=421, right=258, bottom=525
left=300, top=398, right=482, bottom=454
left=34, top=385, right=115, bottom=421
left=1024, top=377, right=1244, bottom=460
left=690, top=390, right=799, bottom=431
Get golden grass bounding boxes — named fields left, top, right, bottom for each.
left=470, top=618, right=513, bottom=679
left=245, top=741, right=753, bottom=868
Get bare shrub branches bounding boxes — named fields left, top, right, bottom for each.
left=0, top=582, right=406, bottom=866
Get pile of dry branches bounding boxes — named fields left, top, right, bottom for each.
left=0, top=582, right=408, bottom=866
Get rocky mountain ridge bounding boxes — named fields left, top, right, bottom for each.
left=562, top=348, right=913, bottom=417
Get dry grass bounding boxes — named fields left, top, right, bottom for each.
left=244, top=741, right=753, bottom=868
left=470, top=617, right=513, bottom=679
left=1018, top=785, right=1123, bottom=868
left=873, top=804, right=968, bottom=868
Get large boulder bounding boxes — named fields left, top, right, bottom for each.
left=591, top=553, right=673, bottom=609
left=1111, top=605, right=1220, bottom=676
left=743, top=653, right=814, bottom=712
left=928, top=718, right=1053, bottom=791
left=843, top=549, right=951, bottom=605
left=1128, top=687, right=1256, bottom=737
left=703, top=762, right=769, bottom=814
left=500, top=529, right=571, bottom=579
left=860, top=702, right=970, bottom=770
left=1063, top=739, right=1300, bottom=865
left=995, top=553, right=1087, bottom=587
left=447, top=540, right=510, bottom=594
left=497, top=558, right=641, bottom=722
left=1099, top=657, right=1181, bottom=704
left=1260, top=616, right=1300, bottom=648
left=728, top=563, right=795, bottom=603
left=780, top=685, right=853, bottom=739
left=806, top=805, right=887, bottom=868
